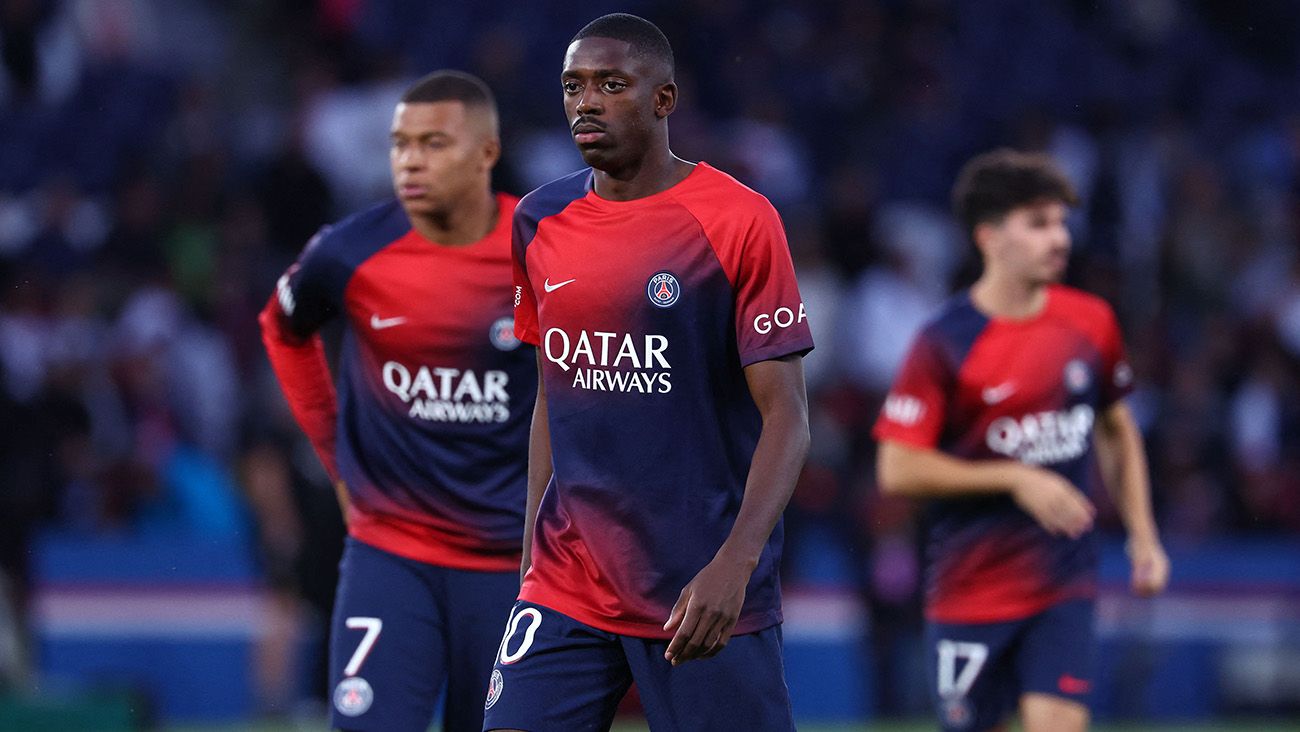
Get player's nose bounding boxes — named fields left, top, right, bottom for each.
left=576, top=86, right=601, bottom=115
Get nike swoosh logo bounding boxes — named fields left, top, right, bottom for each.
left=370, top=315, right=408, bottom=330
left=543, top=278, right=576, bottom=293
left=982, top=382, right=1016, bottom=405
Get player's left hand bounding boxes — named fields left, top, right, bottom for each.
left=663, top=551, right=753, bottom=666
left=1128, top=537, right=1170, bottom=597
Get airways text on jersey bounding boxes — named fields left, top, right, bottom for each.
left=382, top=361, right=511, bottom=423
left=543, top=327, right=672, bottom=394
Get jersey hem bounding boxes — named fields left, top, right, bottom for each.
left=518, top=584, right=783, bottom=639
left=349, top=512, right=522, bottom=572
left=925, top=586, right=1094, bottom=625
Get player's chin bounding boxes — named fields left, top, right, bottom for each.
left=399, top=197, right=440, bottom=217
left=575, top=144, right=617, bottom=168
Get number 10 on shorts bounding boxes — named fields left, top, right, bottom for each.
left=497, top=606, right=542, bottom=665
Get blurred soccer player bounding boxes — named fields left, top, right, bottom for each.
left=258, top=70, right=535, bottom=732
left=874, top=149, right=1170, bottom=732
left=482, top=13, right=812, bottom=732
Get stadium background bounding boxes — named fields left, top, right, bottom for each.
left=1, top=0, right=1298, bottom=729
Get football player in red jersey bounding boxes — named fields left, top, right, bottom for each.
left=259, top=71, right=536, bottom=732
left=874, top=149, right=1169, bottom=732
left=484, top=13, right=812, bottom=732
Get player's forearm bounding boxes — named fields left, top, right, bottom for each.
left=520, top=358, right=551, bottom=581
left=1095, top=405, right=1160, bottom=546
left=877, top=440, right=1029, bottom=498
left=258, top=298, right=340, bottom=480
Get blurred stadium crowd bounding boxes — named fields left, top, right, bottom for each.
left=2, top=0, right=1300, bottom=716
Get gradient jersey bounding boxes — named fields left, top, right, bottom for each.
left=873, top=286, right=1132, bottom=623
left=266, top=195, right=535, bottom=571
left=512, top=163, right=814, bottom=638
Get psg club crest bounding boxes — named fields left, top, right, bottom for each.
left=485, top=669, right=504, bottom=710
left=333, top=676, right=374, bottom=717
left=1064, top=359, right=1092, bottom=395
left=942, top=697, right=973, bottom=729
left=646, top=271, right=681, bottom=308
left=490, top=316, right=521, bottom=351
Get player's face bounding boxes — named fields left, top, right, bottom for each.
left=561, top=37, right=668, bottom=171
left=389, top=101, right=498, bottom=218
left=983, top=199, right=1072, bottom=285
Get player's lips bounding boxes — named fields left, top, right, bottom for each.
left=398, top=183, right=428, bottom=198
left=572, top=120, right=607, bottom=145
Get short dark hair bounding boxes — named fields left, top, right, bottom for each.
left=401, top=69, right=496, bottom=110
left=952, top=149, right=1078, bottom=239
left=571, top=13, right=674, bottom=78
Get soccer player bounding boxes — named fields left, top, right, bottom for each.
left=258, top=71, right=535, bottom=732
left=482, top=13, right=812, bottom=732
left=873, top=149, right=1170, bottom=732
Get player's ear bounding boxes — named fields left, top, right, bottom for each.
left=654, top=81, right=677, bottom=119
left=972, top=221, right=996, bottom=258
left=481, top=136, right=501, bottom=171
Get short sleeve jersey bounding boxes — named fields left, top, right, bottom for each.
left=272, top=194, right=535, bottom=571
left=873, top=286, right=1133, bottom=623
left=512, top=163, right=814, bottom=638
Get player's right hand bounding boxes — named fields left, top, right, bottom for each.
left=1010, top=467, right=1095, bottom=539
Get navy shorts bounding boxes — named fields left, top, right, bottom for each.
left=481, top=601, right=795, bottom=732
left=328, top=537, right=518, bottom=732
left=924, top=598, right=1096, bottom=731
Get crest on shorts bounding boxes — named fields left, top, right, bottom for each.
left=942, top=696, right=973, bottom=729
left=334, top=676, right=374, bottom=717
left=490, top=316, right=521, bottom=351
left=646, top=271, right=681, bottom=308
left=1064, top=359, right=1091, bottom=394
left=485, top=669, right=504, bottom=710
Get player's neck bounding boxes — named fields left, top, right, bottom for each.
left=407, top=188, right=498, bottom=246
left=591, top=150, right=693, bottom=202
left=970, top=272, right=1050, bottom=321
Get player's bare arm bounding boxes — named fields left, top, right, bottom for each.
left=1093, top=400, right=1169, bottom=597
left=878, top=440, right=1095, bottom=539
left=663, top=354, right=809, bottom=666
left=520, top=352, right=552, bottom=585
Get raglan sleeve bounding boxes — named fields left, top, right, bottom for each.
left=726, top=200, right=815, bottom=367
left=871, top=328, right=952, bottom=449
left=258, top=226, right=344, bottom=480
left=511, top=205, right=541, bottom=347
left=1097, top=303, right=1134, bottom=407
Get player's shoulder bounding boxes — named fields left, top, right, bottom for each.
left=516, top=168, right=592, bottom=224
left=311, top=199, right=411, bottom=259
left=1047, top=284, right=1120, bottom=331
left=912, top=292, right=990, bottom=367
left=673, top=162, right=777, bottom=223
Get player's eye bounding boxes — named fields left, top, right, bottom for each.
left=562, top=80, right=581, bottom=94
left=602, top=80, right=626, bottom=92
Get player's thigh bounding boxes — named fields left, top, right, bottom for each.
left=1015, top=598, right=1096, bottom=717
left=624, top=625, right=795, bottom=732
left=329, top=538, right=445, bottom=732
left=438, top=567, right=520, bottom=732
left=483, top=601, right=632, bottom=732
left=925, top=618, right=1021, bottom=732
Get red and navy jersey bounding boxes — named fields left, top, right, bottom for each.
left=261, top=194, right=535, bottom=572
left=512, top=163, right=813, bottom=638
left=873, top=285, right=1133, bottom=623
